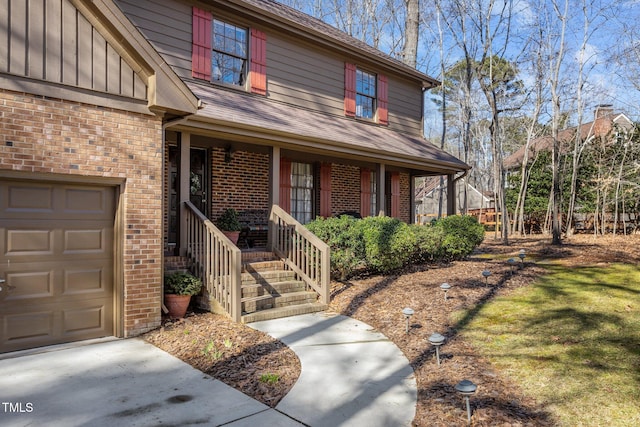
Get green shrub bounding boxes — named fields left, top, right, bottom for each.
left=434, top=215, right=485, bottom=260
left=359, top=216, right=416, bottom=274
left=164, top=272, right=202, bottom=296
left=306, top=215, right=365, bottom=280
left=411, top=224, right=446, bottom=263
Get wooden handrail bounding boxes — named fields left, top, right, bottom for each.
left=269, top=205, right=330, bottom=305
left=184, top=201, right=242, bottom=322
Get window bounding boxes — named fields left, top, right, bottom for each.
left=192, top=7, right=267, bottom=94
left=369, top=171, right=377, bottom=216
left=212, top=20, right=247, bottom=86
left=356, top=69, right=376, bottom=119
left=344, top=63, right=388, bottom=125
left=290, top=162, right=314, bottom=224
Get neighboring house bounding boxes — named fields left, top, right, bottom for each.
left=415, top=176, right=492, bottom=223
left=0, top=0, right=468, bottom=353
left=504, top=105, right=633, bottom=170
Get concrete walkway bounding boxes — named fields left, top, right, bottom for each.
left=0, top=312, right=416, bottom=426
left=249, top=312, right=417, bottom=427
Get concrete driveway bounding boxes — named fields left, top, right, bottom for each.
left=0, top=339, right=302, bottom=427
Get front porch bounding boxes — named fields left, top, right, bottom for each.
left=162, top=121, right=466, bottom=323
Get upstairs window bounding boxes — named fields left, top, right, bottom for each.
left=192, top=7, right=267, bottom=94
left=356, top=69, right=376, bottom=119
left=212, top=20, right=248, bottom=86
left=345, top=63, right=388, bottom=125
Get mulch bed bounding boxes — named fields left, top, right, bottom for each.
left=142, top=233, right=640, bottom=425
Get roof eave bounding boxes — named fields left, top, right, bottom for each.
left=173, top=116, right=467, bottom=174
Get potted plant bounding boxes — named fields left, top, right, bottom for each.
left=215, top=208, right=242, bottom=244
left=164, top=271, right=202, bottom=318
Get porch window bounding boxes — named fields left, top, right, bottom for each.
left=369, top=171, right=377, bottom=216
left=212, top=19, right=248, bottom=86
left=291, top=162, right=314, bottom=224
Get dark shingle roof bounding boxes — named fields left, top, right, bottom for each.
left=187, top=81, right=469, bottom=174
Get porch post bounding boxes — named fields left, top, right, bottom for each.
left=179, top=132, right=191, bottom=257
left=268, top=146, right=281, bottom=250
left=377, top=163, right=386, bottom=216
left=446, top=173, right=456, bottom=216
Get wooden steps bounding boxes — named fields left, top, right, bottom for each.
left=240, top=251, right=327, bottom=323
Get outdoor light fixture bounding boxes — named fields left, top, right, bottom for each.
left=482, top=270, right=491, bottom=285
left=518, top=249, right=526, bottom=265
left=402, top=307, right=414, bottom=333
left=507, top=258, right=516, bottom=274
left=428, top=333, right=446, bottom=366
left=440, top=282, right=451, bottom=301
left=455, top=379, right=478, bottom=424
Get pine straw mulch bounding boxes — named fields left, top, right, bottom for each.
left=142, top=233, right=640, bottom=425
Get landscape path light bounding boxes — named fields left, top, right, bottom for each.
left=440, top=282, right=451, bottom=301
left=428, top=332, right=446, bottom=366
left=507, top=258, right=516, bottom=274
left=482, top=269, right=491, bottom=285
left=455, top=379, right=478, bottom=424
left=518, top=249, right=526, bottom=266
left=402, top=307, right=414, bottom=334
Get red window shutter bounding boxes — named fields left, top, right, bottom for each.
left=279, top=158, right=291, bottom=213
left=320, top=163, right=332, bottom=218
left=391, top=172, right=400, bottom=218
left=344, top=62, right=356, bottom=117
left=250, top=29, right=267, bottom=95
left=360, top=169, right=372, bottom=217
left=378, top=74, right=388, bottom=125
left=192, top=7, right=212, bottom=80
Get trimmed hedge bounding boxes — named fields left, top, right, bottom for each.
left=306, top=215, right=484, bottom=280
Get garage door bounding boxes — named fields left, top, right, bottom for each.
left=0, top=180, right=115, bottom=353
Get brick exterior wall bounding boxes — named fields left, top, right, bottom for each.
left=400, top=172, right=411, bottom=223
left=0, top=89, right=163, bottom=337
left=331, top=163, right=360, bottom=216
left=210, top=148, right=270, bottom=222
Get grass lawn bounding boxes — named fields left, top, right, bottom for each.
left=458, top=262, right=640, bottom=426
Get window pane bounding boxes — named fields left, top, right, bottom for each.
left=211, top=19, right=247, bottom=87
left=356, top=68, right=376, bottom=118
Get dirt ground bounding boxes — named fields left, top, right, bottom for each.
left=143, top=233, right=640, bottom=425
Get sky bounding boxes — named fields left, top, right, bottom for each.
left=283, top=0, right=640, bottom=124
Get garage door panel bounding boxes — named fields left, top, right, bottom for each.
left=64, top=228, right=109, bottom=254
left=2, top=271, right=53, bottom=301
left=63, top=304, right=110, bottom=335
left=64, top=188, right=111, bottom=214
left=5, top=185, right=54, bottom=212
left=0, top=180, right=115, bottom=353
left=1, top=183, right=114, bottom=220
left=65, top=267, right=109, bottom=295
left=6, top=229, right=53, bottom=256
left=3, top=311, right=55, bottom=344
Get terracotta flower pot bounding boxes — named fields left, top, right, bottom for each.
left=164, top=294, right=192, bottom=318
left=222, top=230, right=240, bottom=245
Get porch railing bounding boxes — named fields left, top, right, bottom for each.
left=269, top=205, right=330, bottom=304
left=184, top=201, right=242, bottom=322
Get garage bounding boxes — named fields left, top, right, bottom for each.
left=0, top=180, right=116, bottom=353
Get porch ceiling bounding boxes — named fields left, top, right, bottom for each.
left=180, top=81, right=470, bottom=175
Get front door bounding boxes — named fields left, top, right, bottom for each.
left=168, top=147, right=209, bottom=253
